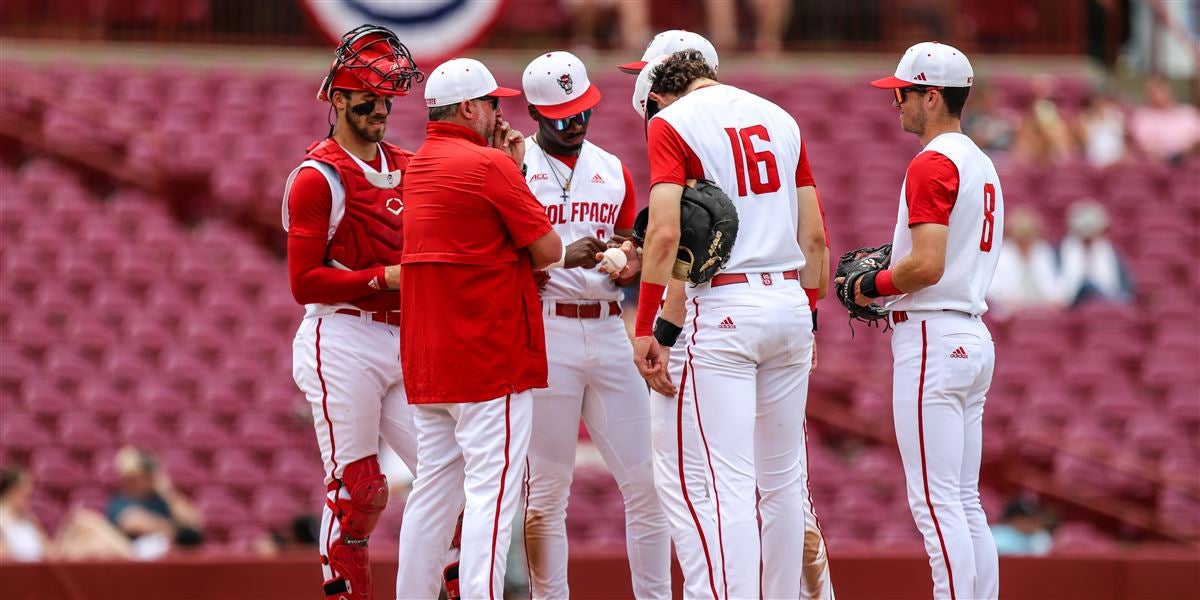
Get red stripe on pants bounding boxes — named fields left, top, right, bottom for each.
left=488, top=394, right=513, bottom=600
left=687, top=297, right=728, bottom=599
left=676, top=360, right=719, bottom=599
left=315, top=318, right=339, bottom=558
left=918, top=321, right=955, bottom=599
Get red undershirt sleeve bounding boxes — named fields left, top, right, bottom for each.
left=286, top=167, right=386, bottom=305
left=615, top=164, right=637, bottom=230
left=647, top=118, right=704, bottom=186
left=795, top=140, right=816, bottom=188
left=904, top=151, right=959, bottom=226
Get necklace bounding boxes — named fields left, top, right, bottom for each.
left=536, top=137, right=575, bottom=202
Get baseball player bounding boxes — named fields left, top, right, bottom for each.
left=851, top=42, right=1004, bottom=599
left=518, top=51, right=671, bottom=599
left=632, top=50, right=828, bottom=599
left=628, top=46, right=836, bottom=598
left=396, top=58, right=562, bottom=600
left=283, top=25, right=446, bottom=600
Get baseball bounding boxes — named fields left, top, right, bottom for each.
left=600, top=247, right=628, bottom=273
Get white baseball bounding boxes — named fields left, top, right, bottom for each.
left=600, top=247, right=628, bottom=273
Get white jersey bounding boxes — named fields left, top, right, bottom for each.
left=524, top=139, right=630, bottom=302
left=654, top=84, right=807, bottom=275
left=886, top=132, right=1004, bottom=315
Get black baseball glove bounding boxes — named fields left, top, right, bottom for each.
left=631, top=180, right=740, bottom=285
left=834, top=243, right=892, bottom=327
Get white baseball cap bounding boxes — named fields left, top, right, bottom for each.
left=631, top=54, right=670, bottom=120
left=618, top=30, right=719, bottom=74
left=870, top=41, right=973, bottom=89
left=424, top=58, right=521, bottom=107
left=522, top=51, right=602, bottom=119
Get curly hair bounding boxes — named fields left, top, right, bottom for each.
left=650, top=50, right=717, bottom=97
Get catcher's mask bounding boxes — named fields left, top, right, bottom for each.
left=317, top=24, right=424, bottom=102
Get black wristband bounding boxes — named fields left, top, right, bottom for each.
left=653, top=317, right=683, bottom=347
left=811, top=308, right=818, bottom=332
left=859, top=270, right=882, bottom=299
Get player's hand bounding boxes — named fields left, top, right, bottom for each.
left=564, top=237, right=606, bottom=269
left=595, top=241, right=642, bottom=280
left=384, top=265, right=402, bottom=290
left=833, top=276, right=871, bottom=307
left=493, top=118, right=525, bottom=166
left=634, top=335, right=676, bottom=397
left=810, top=340, right=818, bottom=374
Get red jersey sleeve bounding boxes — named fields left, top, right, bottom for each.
left=285, top=166, right=386, bottom=305
left=486, top=158, right=554, bottom=248
left=795, top=140, right=816, bottom=189
left=287, top=167, right=333, bottom=239
left=904, top=151, right=959, bottom=226
left=647, top=118, right=704, bottom=186
left=615, top=164, right=637, bottom=230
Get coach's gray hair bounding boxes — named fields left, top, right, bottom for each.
left=651, top=50, right=718, bottom=97
left=427, top=104, right=458, bottom=122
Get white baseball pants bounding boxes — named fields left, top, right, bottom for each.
left=891, top=312, right=998, bottom=600
left=679, top=279, right=819, bottom=599
left=525, top=315, right=671, bottom=599
left=396, top=392, right=532, bottom=600
left=292, top=313, right=421, bottom=583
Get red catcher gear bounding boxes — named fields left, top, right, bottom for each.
left=304, top=138, right=411, bottom=312
left=318, top=24, right=424, bottom=101
left=323, top=457, right=388, bottom=600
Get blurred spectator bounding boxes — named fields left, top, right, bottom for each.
left=106, top=447, right=204, bottom=559
left=1058, top=199, right=1134, bottom=306
left=991, top=497, right=1053, bottom=555
left=963, top=85, right=1017, bottom=155
left=253, top=514, right=321, bottom=558
left=1128, top=75, right=1200, bottom=166
left=1076, top=89, right=1129, bottom=168
left=568, top=0, right=649, bottom=52
left=705, top=0, right=790, bottom=56
left=1012, top=74, right=1076, bottom=164
left=989, top=208, right=1064, bottom=314
left=1, top=468, right=133, bottom=561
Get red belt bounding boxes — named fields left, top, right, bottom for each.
left=892, top=310, right=908, bottom=323
left=553, top=301, right=621, bottom=319
left=710, top=270, right=799, bottom=288
left=335, top=308, right=401, bottom=327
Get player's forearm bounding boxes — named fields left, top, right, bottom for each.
left=888, top=254, right=943, bottom=293
left=659, top=280, right=687, bottom=326
left=288, top=235, right=389, bottom=305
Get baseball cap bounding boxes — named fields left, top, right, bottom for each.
left=522, top=51, right=602, bottom=119
left=631, top=54, right=671, bottom=120
left=424, top=58, right=521, bottom=108
left=870, top=41, right=973, bottom=89
left=618, top=30, right=719, bottom=74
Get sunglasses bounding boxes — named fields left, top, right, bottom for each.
left=548, top=109, right=592, bottom=131
left=894, top=86, right=940, bottom=104
left=472, top=96, right=499, bottom=109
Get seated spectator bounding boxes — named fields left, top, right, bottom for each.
left=991, top=497, right=1053, bottom=555
left=1, top=467, right=133, bottom=561
left=1012, top=74, right=1076, bottom=165
left=963, top=85, right=1017, bottom=155
left=1058, top=199, right=1134, bottom=306
left=1128, top=75, right=1200, bottom=166
left=1076, top=89, right=1129, bottom=168
left=989, top=208, right=1064, bottom=314
left=107, top=447, right=204, bottom=558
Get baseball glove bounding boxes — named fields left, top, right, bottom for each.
left=833, top=243, right=892, bottom=327
left=631, top=180, right=739, bottom=286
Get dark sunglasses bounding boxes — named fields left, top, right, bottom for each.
left=549, top=109, right=592, bottom=131
left=894, top=86, right=940, bottom=104
left=472, top=96, right=499, bottom=109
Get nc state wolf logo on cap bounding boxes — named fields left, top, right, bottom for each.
left=558, top=73, right=574, bottom=94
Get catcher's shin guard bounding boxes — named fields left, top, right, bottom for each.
left=323, top=457, right=388, bottom=600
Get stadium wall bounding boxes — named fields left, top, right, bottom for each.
left=1, top=551, right=1197, bottom=600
